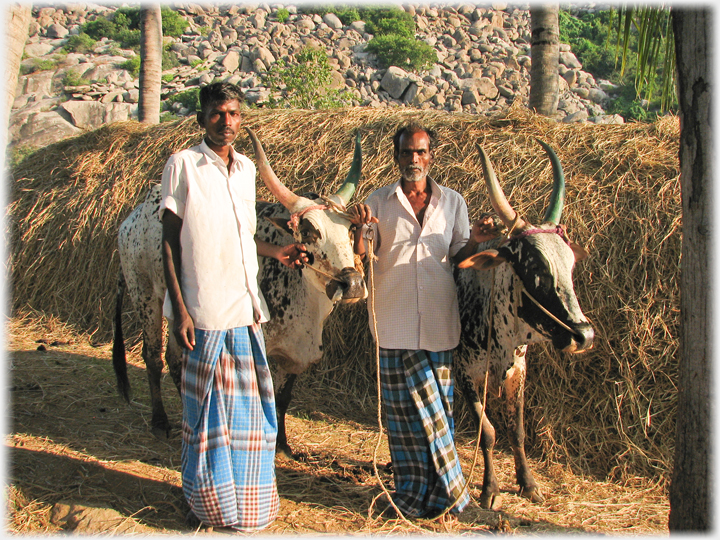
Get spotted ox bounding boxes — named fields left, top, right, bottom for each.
left=113, top=129, right=366, bottom=457
left=453, top=141, right=594, bottom=509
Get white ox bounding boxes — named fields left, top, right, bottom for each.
left=113, top=129, right=366, bottom=457
left=454, top=141, right=595, bottom=509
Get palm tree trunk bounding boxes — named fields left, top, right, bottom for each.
left=529, top=3, right=559, bottom=116
left=138, top=5, right=162, bottom=124
left=668, top=7, right=711, bottom=532
left=4, top=3, right=32, bottom=141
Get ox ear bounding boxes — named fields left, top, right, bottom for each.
left=570, top=242, right=589, bottom=262
left=457, top=249, right=507, bottom=270
left=265, top=216, right=293, bottom=236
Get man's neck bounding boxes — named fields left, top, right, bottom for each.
left=401, top=177, right=429, bottom=196
left=204, top=137, right=233, bottom=167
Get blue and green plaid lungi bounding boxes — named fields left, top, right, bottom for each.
left=181, top=323, right=279, bottom=531
left=380, top=348, right=470, bottom=517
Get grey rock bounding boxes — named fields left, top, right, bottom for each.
left=587, top=87, right=609, bottom=104
left=59, top=100, right=136, bottom=130
left=349, top=21, right=365, bottom=34
left=221, top=50, right=241, bottom=72
left=23, top=42, right=56, bottom=58
left=323, top=13, right=343, bottom=30
left=10, top=109, right=82, bottom=149
left=46, top=23, right=69, bottom=39
left=560, top=50, right=582, bottom=69
left=562, top=110, right=589, bottom=123
left=380, top=66, right=411, bottom=100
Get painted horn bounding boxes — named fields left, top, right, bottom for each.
left=331, top=132, right=362, bottom=207
left=245, top=127, right=301, bottom=211
left=536, top=139, right=565, bottom=225
left=477, top=145, right=527, bottom=230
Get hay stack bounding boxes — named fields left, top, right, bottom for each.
left=9, top=106, right=680, bottom=486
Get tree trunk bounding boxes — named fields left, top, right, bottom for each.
left=668, top=7, right=711, bottom=532
left=529, top=4, right=559, bottom=116
left=4, top=3, right=32, bottom=142
left=138, top=5, right=162, bottom=124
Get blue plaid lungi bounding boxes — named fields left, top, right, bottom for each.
left=380, top=348, right=470, bottom=517
left=181, top=323, right=279, bottom=530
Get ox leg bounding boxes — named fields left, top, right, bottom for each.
left=458, top=368, right=502, bottom=510
left=141, top=304, right=171, bottom=439
left=504, top=348, right=543, bottom=503
left=165, top=328, right=182, bottom=395
left=273, top=368, right=298, bottom=460
left=474, top=402, right=503, bottom=510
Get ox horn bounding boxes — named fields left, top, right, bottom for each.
left=477, top=145, right=527, bottom=231
left=536, top=139, right=565, bottom=225
left=245, top=127, right=301, bottom=211
left=329, top=132, right=362, bottom=207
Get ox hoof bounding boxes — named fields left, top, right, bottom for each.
left=479, top=491, right=503, bottom=510
left=151, top=425, right=172, bottom=439
left=519, top=486, right=544, bottom=504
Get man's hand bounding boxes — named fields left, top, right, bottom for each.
left=349, top=203, right=378, bottom=226
left=471, top=213, right=501, bottom=244
left=173, top=312, right=196, bottom=351
left=277, top=242, right=310, bottom=269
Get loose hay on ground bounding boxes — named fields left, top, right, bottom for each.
left=8, top=106, right=680, bottom=489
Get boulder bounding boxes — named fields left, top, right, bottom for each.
left=59, top=100, right=136, bottom=130
left=221, top=50, right=241, bottom=72
left=10, top=110, right=82, bottom=149
left=323, top=13, right=343, bottom=30
left=379, top=66, right=411, bottom=100
left=46, top=23, right=69, bottom=39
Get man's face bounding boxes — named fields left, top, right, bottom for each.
left=197, top=99, right=242, bottom=149
left=395, top=130, right=433, bottom=183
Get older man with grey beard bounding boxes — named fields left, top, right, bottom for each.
left=350, top=122, right=497, bottom=520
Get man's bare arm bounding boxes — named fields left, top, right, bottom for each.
left=161, top=210, right=195, bottom=350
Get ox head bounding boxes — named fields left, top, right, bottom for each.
left=246, top=127, right=367, bottom=304
left=458, top=140, right=594, bottom=353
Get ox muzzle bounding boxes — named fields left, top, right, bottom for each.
left=326, top=267, right=367, bottom=304
left=554, top=321, right=594, bottom=354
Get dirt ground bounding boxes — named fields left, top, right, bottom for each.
left=6, top=315, right=670, bottom=535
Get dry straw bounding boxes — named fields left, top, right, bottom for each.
left=8, top=106, right=680, bottom=487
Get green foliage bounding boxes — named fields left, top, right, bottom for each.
left=165, top=87, right=201, bottom=112
left=159, top=111, right=182, bottom=122
left=361, top=7, right=414, bottom=38
left=8, top=146, right=37, bottom=169
left=605, top=84, right=661, bottom=122
left=559, top=10, right=619, bottom=80
left=190, top=59, right=205, bottom=69
left=119, top=55, right=141, bottom=76
left=162, top=47, right=181, bottom=70
left=366, top=34, right=436, bottom=71
left=20, top=58, right=59, bottom=75
left=81, top=17, right=116, bottom=40
left=62, top=69, right=90, bottom=87
left=277, top=8, right=290, bottom=23
left=161, top=7, right=187, bottom=38
left=609, top=6, right=676, bottom=112
left=264, top=45, right=352, bottom=109
left=162, top=73, right=174, bottom=82
left=559, top=8, right=677, bottom=115
left=80, top=7, right=186, bottom=51
left=63, top=33, right=97, bottom=54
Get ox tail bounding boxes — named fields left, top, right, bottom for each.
left=112, top=271, right=131, bottom=403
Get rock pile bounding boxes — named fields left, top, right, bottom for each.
left=10, top=2, right=624, bottom=152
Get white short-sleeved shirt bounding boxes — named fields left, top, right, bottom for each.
left=365, top=177, right=470, bottom=351
left=160, top=139, right=270, bottom=330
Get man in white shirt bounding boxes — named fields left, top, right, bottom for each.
left=161, top=82, right=308, bottom=532
left=350, top=122, right=497, bottom=520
